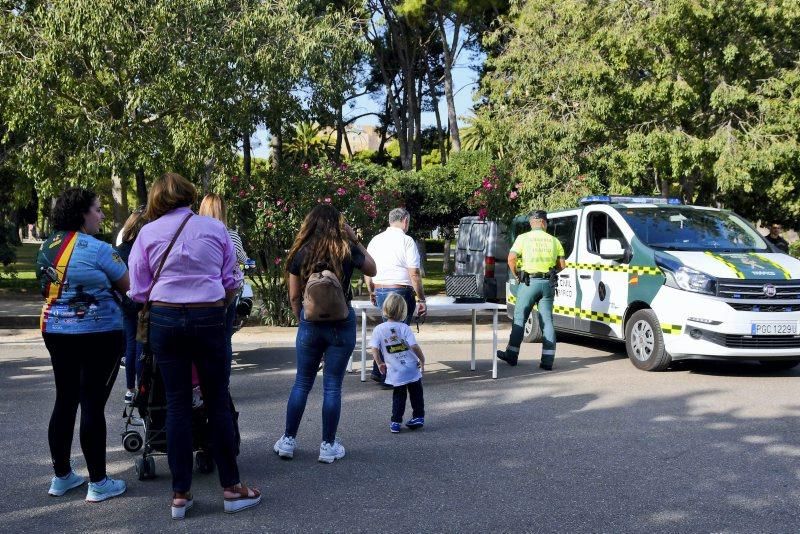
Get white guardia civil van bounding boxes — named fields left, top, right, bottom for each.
left=506, top=195, right=800, bottom=371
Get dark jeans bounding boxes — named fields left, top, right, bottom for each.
left=150, top=305, right=240, bottom=492
left=225, top=299, right=237, bottom=378
left=122, top=308, right=144, bottom=390
left=392, top=379, right=425, bottom=423
left=372, top=286, right=416, bottom=379
left=44, top=331, right=123, bottom=482
left=285, top=308, right=356, bottom=444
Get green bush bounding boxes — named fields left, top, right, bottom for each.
left=789, top=240, right=800, bottom=258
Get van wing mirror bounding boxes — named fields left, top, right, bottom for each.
left=599, top=238, right=625, bottom=260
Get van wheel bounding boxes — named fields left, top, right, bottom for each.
left=625, top=309, right=671, bottom=371
left=523, top=312, right=541, bottom=343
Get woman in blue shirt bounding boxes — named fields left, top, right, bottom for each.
left=38, top=188, right=130, bottom=503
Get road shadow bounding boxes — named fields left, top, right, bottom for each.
left=4, top=342, right=800, bottom=531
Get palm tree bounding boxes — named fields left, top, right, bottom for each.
left=283, top=122, right=335, bottom=164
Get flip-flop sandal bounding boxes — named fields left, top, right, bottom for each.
left=223, top=484, right=262, bottom=514
left=171, top=492, right=193, bottom=520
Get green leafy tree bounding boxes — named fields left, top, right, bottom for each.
left=478, top=0, right=800, bottom=221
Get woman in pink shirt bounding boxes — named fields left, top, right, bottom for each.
left=128, top=173, right=261, bottom=519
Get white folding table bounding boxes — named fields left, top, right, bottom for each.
left=349, top=298, right=507, bottom=380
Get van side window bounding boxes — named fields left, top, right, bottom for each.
left=549, top=216, right=577, bottom=258
left=587, top=212, right=628, bottom=255
left=468, top=223, right=488, bottom=251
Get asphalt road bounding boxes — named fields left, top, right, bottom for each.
left=2, top=325, right=800, bottom=533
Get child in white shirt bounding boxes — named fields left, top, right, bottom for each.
left=369, top=293, right=426, bottom=433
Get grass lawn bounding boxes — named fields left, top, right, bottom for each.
left=421, top=255, right=448, bottom=295
left=0, top=243, right=41, bottom=294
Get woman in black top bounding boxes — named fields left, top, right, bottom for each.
left=273, top=204, right=376, bottom=463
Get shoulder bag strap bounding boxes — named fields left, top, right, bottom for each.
left=143, top=213, right=193, bottom=304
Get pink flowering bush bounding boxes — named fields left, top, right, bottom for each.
left=466, top=165, right=520, bottom=222
left=226, top=161, right=397, bottom=325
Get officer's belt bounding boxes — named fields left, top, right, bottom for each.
left=521, top=270, right=550, bottom=278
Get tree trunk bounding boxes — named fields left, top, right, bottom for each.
left=135, top=167, right=147, bottom=206
left=202, top=157, right=215, bottom=195
left=269, top=115, right=283, bottom=169
left=437, top=12, right=461, bottom=152
left=415, top=238, right=426, bottom=277
left=110, top=168, right=128, bottom=235
left=242, top=129, right=252, bottom=181
left=428, top=71, right=446, bottom=165
left=414, top=74, right=423, bottom=171
left=334, top=106, right=344, bottom=162
left=442, top=238, right=451, bottom=273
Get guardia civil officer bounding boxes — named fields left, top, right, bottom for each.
left=497, top=210, right=565, bottom=370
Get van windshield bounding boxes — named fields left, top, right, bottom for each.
left=619, top=206, right=769, bottom=252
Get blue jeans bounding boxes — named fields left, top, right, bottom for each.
left=372, top=287, right=416, bottom=378
left=122, top=308, right=143, bottom=390
left=149, top=305, right=240, bottom=492
left=284, top=308, right=356, bottom=444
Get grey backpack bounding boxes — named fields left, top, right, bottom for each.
left=303, top=266, right=349, bottom=322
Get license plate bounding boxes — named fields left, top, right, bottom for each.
left=751, top=321, right=798, bottom=336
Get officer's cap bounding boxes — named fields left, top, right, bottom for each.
left=528, top=209, right=547, bottom=220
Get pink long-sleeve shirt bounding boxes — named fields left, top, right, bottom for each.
left=128, top=207, right=243, bottom=304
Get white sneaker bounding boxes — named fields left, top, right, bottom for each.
left=318, top=438, right=345, bottom=464
left=273, top=435, right=296, bottom=459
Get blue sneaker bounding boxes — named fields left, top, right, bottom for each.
left=48, top=471, right=85, bottom=496
left=390, top=422, right=401, bottom=433
left=406, top=417, right=424, bottom=429
left=85, top=477, right=127, bottom=502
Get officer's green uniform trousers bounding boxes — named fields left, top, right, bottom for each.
left=507, top=279, right=556, bottom=366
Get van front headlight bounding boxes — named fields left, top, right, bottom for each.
left=662, top=266, right=717, bottom=295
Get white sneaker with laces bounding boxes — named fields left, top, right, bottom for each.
left=273, top=435, right=296, bottom=459
left=318, top=438, right=345, bottom=464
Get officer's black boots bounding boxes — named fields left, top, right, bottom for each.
left=539, top=362, right=553, bottom=371
left=497, top=350, right=518, bottom=366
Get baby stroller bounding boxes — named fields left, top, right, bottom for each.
left=232, top=259, right=256, bottom=333
left=121, top=349, right=240, bottom=480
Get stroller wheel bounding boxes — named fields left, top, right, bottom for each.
left=122, top=431, right=143, bottom=453
left=195, top=450, right=215, bottom=474
left=135, top=456, right=156, bottom=480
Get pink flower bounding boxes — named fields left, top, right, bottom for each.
left=509, top=191, right=519, bottom=200
left=283, top=206, right=289, bottom=212
left=360, top=193, right=372, bottom=202
left=266, top=222, right=274, bottom=229
left=323, top=197, right=332, bottom=204
left=231, top=175, right=239, bottom=183
left=301, top=163, right=310, bottom=171
left=340, top=163, right=349, bottom=171
left=478, top=208, right=488, bottom=220
left=238, top=190, right=247, bottom=198
left=336, top=187, right=346, bottom=196
left=274, top=257, right=282, bottom=265
left=357, top=179, right=366, bottom=188
left=276, top=199, right=284, bottom=206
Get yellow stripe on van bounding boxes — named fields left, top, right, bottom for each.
left=566, top=262, right=661, bottom=276
left=704, top=252, right=744, bottom=279
left=552, top=304, right=622, bottom=325
left=660, top=323, right=683, bottom=335
left=751, top=253, right=791, bottom=280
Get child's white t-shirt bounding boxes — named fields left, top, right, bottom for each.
left=369, top=321, right=422, bottom=386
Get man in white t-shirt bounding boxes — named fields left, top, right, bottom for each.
left=365, top=207, right=427, bottom=383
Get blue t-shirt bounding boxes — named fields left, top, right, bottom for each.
left=38, top=231, right=127, bottom=334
